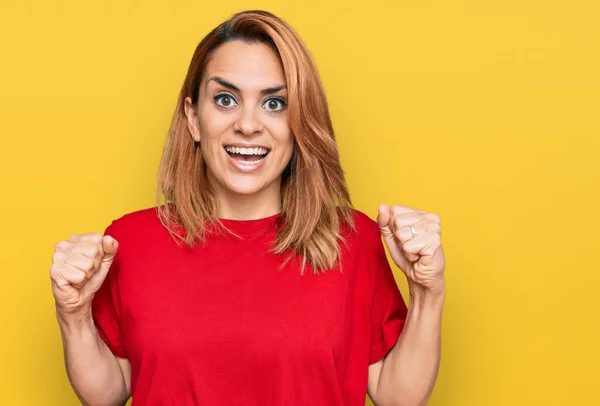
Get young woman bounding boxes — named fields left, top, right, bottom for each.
left=50, top=10, right=445, bottom=406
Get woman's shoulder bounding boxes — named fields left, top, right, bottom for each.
left=338, top=208, right=386, bottom=270
left=343, top=207, right=382, bottom=243
left=104, top=205, right=166, bottom=238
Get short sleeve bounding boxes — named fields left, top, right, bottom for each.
left=369, top=236, right=408, bottom=365
left=91, top=221, right=128, bottom=359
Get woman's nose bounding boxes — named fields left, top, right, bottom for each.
left=234, top=105, right=263, bottom=136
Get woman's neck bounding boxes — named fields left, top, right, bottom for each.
left=212, top=181, right=282, bottom=220
left=217, top=197, right=281, bottom=220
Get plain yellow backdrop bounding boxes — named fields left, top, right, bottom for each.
left=1, top=0, right=598, bottom=404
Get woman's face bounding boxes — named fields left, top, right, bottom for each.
left=184, top=40, right=294, bottom=206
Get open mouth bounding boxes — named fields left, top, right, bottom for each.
left=224, top=146, right=270, bottom=163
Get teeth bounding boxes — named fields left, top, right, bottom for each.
left=225, top=146, right=269, bottom=156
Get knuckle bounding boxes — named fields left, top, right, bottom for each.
left=82, top=257, right=95, bottom=271
left=54, top=240, right=68, bottom=252
left=87, top=233, right=103, bottom=244
left=49, top=263, right=62, bottom=277
left=73, top=271, right=86, bottom=284
left=428, top=213, right=441, bottom=224
left=86, top=245, right=100, bottom=257
left=67, top=233, right=80, bottom=242
left=52, top=251, right=65, bottom=263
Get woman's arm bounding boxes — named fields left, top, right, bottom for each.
left=57, top=311, right=131, bottom=406
left=368, top=287, right=444, bottom=406
left=52, top=233, right=131, bottom=405
left=370, top=204, right=446, bottom=405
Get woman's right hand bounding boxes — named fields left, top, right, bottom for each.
left=50, top=233, right=119, bottom=319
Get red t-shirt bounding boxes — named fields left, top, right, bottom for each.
left=92, top=207, right=407, bottom=405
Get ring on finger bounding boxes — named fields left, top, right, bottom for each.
left=410, top=225, right=417, bottom=238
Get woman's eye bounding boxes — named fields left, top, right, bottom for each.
left=214, top=94, right=237, bottom=108
left=262, top=98, right=287, bottom=112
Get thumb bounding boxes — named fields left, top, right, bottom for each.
left=377, top=204, right=392, bottom=234
left=377, top=204, right=410, bottom=272
left=83, top=235, right=119, bottom=296
left=101, top=235, right=119, bottom=264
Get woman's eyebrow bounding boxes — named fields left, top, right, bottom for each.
left=208, top=76, right=240, bottom=92
left=260, top=85, right=286, bottom=95
left=207, top=76, right=286, bottom=95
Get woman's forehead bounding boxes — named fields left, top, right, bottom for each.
left=204, top=41, right=286, bottom=91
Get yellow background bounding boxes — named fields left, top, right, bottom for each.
left=1, top=0, right=598, bottom=404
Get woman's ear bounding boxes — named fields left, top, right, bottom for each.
left=184, top=96, right=201, bottom=143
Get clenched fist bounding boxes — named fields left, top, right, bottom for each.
left=50, top=233, right=118, bottom=317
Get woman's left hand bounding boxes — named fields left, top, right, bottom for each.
left=377, top=204, right=446, bottom=294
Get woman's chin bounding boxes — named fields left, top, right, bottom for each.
left=224, top=179, right=269, bottom=196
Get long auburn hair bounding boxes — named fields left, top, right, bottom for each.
left=156, top=10, right=354, bottom=274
